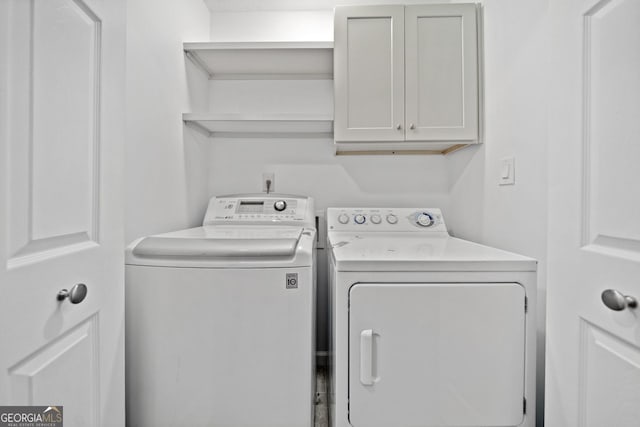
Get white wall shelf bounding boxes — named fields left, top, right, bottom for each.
left=184, top=42, right=334, bottom=80
left=183, top=113, right=334, bottom=138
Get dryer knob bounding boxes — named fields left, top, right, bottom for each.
left=274, top=200, right=287, bottom=212
left=338, top=214, right=350, bottom=224
left=386, top=214, right=398, bottom=224
left=370, top=214, right=382, bottom=224
left=416, top=212, right=434, bottom=227
left=354, top=214, right=366, bottom=224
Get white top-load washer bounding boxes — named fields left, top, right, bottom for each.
left=327, top=208, right=537, bottom=427
left=125, top=194, right=316, bottom=427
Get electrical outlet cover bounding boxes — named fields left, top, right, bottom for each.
left=262, top=172, right=275, bottom=193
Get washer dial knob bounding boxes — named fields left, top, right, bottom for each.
left=386, top=214, right=398, bottom=224
left=416, top=212, right=434, bottom=227
left=338, top=214, right=350, bottom=224
left=370, top=214, right=382, bottom=224
left=274, top=200, right=287, bottom=212
left=354, top=214, right=366, bottom=224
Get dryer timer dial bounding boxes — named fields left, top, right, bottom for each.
left=416, top=212, right=434, bottom=227
left=354, top=214, right=366, bottom=224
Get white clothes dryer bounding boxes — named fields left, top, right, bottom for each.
left=125, top=194, right=316, bottom=427
left=327, top=207, right=537, bottom=427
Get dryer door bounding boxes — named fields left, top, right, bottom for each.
left=348, top=283, right=525, bottom=427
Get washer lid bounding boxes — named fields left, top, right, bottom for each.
left=131, top=226, right=303, bottom=258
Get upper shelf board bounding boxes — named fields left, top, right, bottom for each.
left=184, top=41, right=334, bottom=80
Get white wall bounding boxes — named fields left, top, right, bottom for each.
left=125, top=0, right=211, bottom=243
left=210, top=10, right=334, bottom=42
left=447, top=1, right=549, bottom=423
left=206, top=79, right=451, bottom=210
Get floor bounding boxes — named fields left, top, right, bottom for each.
left=314, top=366, right=329, bottom=427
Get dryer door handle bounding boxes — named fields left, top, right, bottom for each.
left=360, top=329, right=377, bottom=386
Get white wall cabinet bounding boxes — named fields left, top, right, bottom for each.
left=334, top=6, right=405, bottom=143
left=334, top=4, right=481, bottom=154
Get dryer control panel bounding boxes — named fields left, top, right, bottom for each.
left=327, top=208, right=448, bottom=233
left=204, top=194, right=315, bottom=227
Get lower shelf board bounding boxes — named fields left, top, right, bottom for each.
left=183, top=113, right=478, bottom=154
left=183, top=113, right=334, bottom=138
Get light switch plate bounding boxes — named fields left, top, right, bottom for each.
left=499, top=157, right=515, bottom=185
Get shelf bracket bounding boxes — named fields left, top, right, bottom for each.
left=183, top=119, right=213, bottom=137
left=184, top=50, right=214, bottom=79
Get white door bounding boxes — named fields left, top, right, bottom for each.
left=333, top=5, right=405, bottom=142
left=0, top=0, right=125, bottom=426
left=349, top=283, right=526, bottom=427
left=405, top=4, right=478, bottom=142
left=546, top=0, right=640, bottom=425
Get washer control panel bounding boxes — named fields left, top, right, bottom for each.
left=327, top=208, right=447, bottom=232
left=204, top=194, right=313, bottom=226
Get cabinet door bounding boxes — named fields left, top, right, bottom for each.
left=405, top=4, right=479, bottom=142
left=349, top=283, right=525, bottom=427
left=334, top=6, right=405, bottom=142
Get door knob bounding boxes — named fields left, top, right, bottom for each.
left=601, top=289, right=637, bottom=311
left=57, top=283, right=88, bottom=304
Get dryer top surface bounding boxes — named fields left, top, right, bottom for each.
left=328, top=232, right=536, bottom=272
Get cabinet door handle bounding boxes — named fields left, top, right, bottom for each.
left=409, top=123, right=415, bottom=130
left=396, top=124, right=402, bottom=130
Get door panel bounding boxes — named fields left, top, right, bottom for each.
left=405, top=4, right=478, bottom=142
left=546, top=0, right=640, bottom=425
left=583, top=0, right=640, bottom=254
left=30, top=0, right=99, bottom=243
left=579, top=321, right=640, bottom=427
left=9, top=317, right=99, bottom=425
left=349, top=283, right=525, bottom=427
left=334, top=6, right=404, bottom=142
left=347, top=18, right=393, bottom=129
left=0, top=0, right=125, bottom=425
left=416, top=16, right=464, bottom=127
left=7, top=0, right=100, bottom=265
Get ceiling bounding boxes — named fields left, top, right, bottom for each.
left=203, top=0, right=409, bottom=12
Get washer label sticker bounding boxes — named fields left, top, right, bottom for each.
left=286, top=273, right=298, bottom=289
